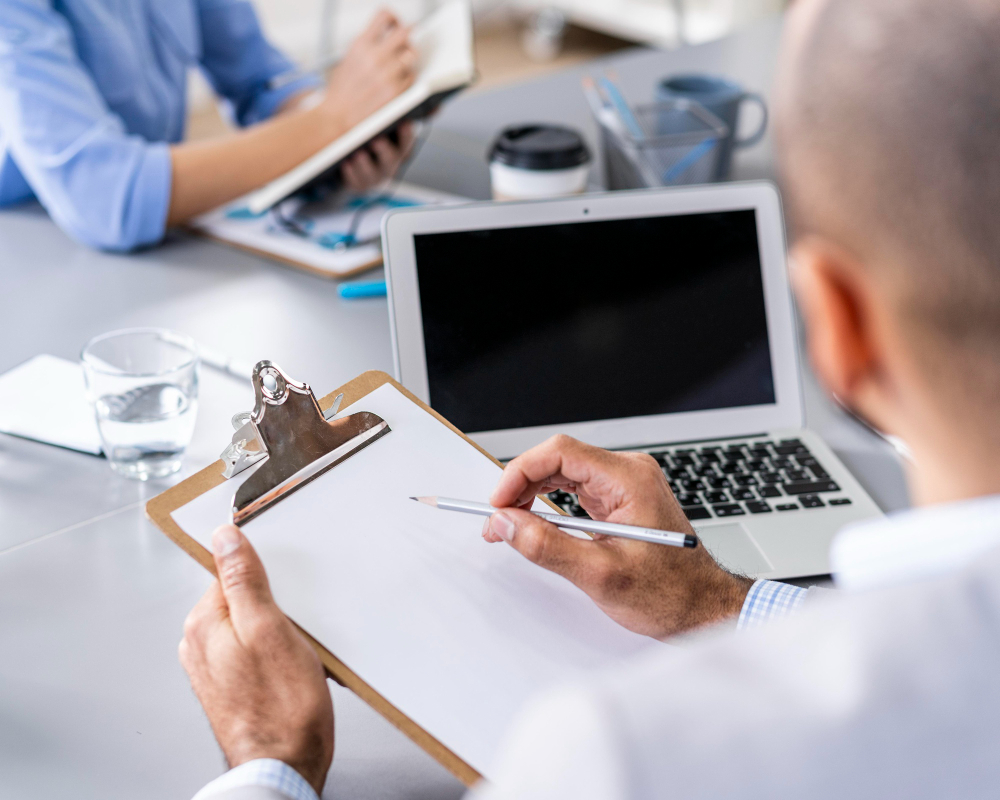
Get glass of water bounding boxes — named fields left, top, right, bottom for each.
left=81, top=328, right=200, bottom=480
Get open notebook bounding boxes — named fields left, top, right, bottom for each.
left=166, top=378, right=661, bottom=782
left=244, top=0, right=475, bottom=215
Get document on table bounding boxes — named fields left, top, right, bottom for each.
left=171, top=383, right=662, bottom=777
left=0, top=354, right=101, bottom=455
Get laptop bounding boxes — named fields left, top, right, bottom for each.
left=381, top=182, right=882, bottom=579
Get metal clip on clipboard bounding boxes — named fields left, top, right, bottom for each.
left=220, top=361, right=391, bottom=526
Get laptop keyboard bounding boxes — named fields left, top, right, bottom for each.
left=547, top=437, right=853, bottom=522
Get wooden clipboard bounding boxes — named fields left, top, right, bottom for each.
left=147, top=370, right=506, bottom=787
left=192, top=228, right=381, bottom=280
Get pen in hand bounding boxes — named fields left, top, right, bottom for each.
left=411, top=496, right=698, bottom=548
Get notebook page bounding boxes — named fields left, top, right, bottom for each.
left=171, top=383, right=662, bottom=776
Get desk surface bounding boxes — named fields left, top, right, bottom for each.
left=0, top=16, right=908, bottom=800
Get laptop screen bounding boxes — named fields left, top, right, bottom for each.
left=412, top=208, right=776, bottom=434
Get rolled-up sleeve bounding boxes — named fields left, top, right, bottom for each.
left=0, top=0, right=172, bottom=251
left=196, top=0, right=321, bottom=127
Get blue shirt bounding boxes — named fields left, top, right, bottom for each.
left=0, top=0, right=319, bottom=251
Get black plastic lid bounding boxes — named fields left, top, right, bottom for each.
left=489, top=125, right=591, bottom=171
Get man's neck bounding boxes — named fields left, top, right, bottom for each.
left=905, top=433, right=1000, bottom=507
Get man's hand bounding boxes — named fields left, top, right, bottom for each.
left=180, top=525, right=334, bottom=795
left=484, top=435, right=753, bottom=639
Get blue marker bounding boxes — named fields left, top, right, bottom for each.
left=338, top=280, right=387, bottom=299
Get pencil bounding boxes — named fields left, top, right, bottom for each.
left=411, top=496, right=698, bottom=548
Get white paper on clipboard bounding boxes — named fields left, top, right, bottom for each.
left=170, top=382, right=662, bottom=777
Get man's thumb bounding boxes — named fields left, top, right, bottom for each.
left=488, top=508, right=592, bottom=584
left=211, top=525, right=275, bottom=624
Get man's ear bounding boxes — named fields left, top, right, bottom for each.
left=789, top=236, right=883, bottom=413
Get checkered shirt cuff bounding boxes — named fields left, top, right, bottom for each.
left=737, top=580, right=808, bottom=630
left=191, top=758, right=319, bottom=800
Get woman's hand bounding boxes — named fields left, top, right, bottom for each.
left=321, top=10, right=417, bottom=132
left=484, top=435, right=753, bottom=639
left=341, top=122, right=416, bottom=192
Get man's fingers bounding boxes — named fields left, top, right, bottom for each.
left=490, top=435, right=599, bottom=508
left=487, top=508, right=605, bottom=590
left=211, top=525, right=277, bottom=636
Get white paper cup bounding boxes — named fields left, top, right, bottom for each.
left=490, top=161, right=591, bottom=201
left=488, top=124, right=592, bottom=201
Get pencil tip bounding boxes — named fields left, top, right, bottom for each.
left=412, top=496, right=435, bottom=506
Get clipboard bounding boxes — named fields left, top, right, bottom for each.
left=148, top=367, right=489, bottom=785
left=147, top=364, right=660, bottom=785
left=191, top=183, right=468, bottom=281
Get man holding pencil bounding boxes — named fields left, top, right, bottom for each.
left=180, top=0, right=1000, bottom=797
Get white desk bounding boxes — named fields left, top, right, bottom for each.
left=0, top=16, right=908, bottom=799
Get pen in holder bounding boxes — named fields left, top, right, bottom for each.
left=591, top=96, right=729, bottom=190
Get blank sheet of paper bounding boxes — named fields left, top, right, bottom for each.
left=172, top=383, right=662, bottom=777
left=0, top=355, right=102, bottom=455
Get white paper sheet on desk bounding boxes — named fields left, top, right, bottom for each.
left=0, top=354, right=102, bottom=455
left=172, top=383, right=662, bottom=777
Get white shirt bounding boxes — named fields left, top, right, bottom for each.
left=197, top=495, right=1000, bottom=799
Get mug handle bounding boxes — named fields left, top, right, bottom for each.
left=734, top=92, right=768, bottom=148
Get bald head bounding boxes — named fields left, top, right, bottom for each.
left=776, top=0, right=1000, bottom=376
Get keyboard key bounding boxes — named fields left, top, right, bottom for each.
left=809, top=465, right=831, bottom=479
left=650, top=452, right=669, bottom=466
left=829, top=497, right=853, bottom=506
left=772, top=457, right=794, bottom=469
left=683, top=506, right=712, bottom=520
left=731, top=488, right=756, bottom=501
left=720, top=462, right=744, bottom=474
left=668, top=467, right=690, bottom=479
left=774, top=444, right=809, bottom=456
left=776, top=503, right=800, bottom=511
left=759, top=485, right=782, bottom=498
left=707, top=476, right=732, bottom=489
left=785, top=469, right=809, bottom=481
left=799, top=494, right=825, bottom=508
left=569, top=504, right=591, bottom=517
left=673, top=454, right=695, bottom=466
left=699, top=446, right=722, bottom=453
left=746, top=459, right=767, bottom=471
left=713, top=504, right=746, bottom=517
left=699, top=452, right=721, bottom=463
left=705, top=490, right=730, bottom=504
left=746, top=501, right=772, bottom=514
left=783, top=480, right=841, bottom=495
left=759, top=472, right=782, bottom=484
left=694, top=464, right=718, bottom=477
left=677, top=493, right=702, bottom=505
left=748, top=448, right=771, bottom=460
left=674, top=448, right=695, bottom=454
left=681, top=479, right=704, bottom=492
left=734, top=474, right=758, bottom=487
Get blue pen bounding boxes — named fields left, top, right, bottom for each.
left=663, top=138, right=718, bottom=183
left=599, top=76, right=644, bottom=139
left=338, top=280, right=387, bottom=299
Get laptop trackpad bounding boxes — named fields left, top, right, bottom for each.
left=696, top=523, right=773, bottom=576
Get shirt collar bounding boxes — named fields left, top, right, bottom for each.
left=830, top=493, right=1000, bottom=592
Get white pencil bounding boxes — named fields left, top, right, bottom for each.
left=411, top=496, right=698, bottom=549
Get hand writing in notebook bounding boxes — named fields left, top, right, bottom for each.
left=321, top=11, right=417, bottom=191
left=482, top=435, right=753, bottom=638
left=180, top=526, right=334, bottom=796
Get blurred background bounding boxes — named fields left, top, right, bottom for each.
left=188, top=0, right=789, bottom=138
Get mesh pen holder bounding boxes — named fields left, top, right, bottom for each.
left=601, top=100, right=729, bottom=190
